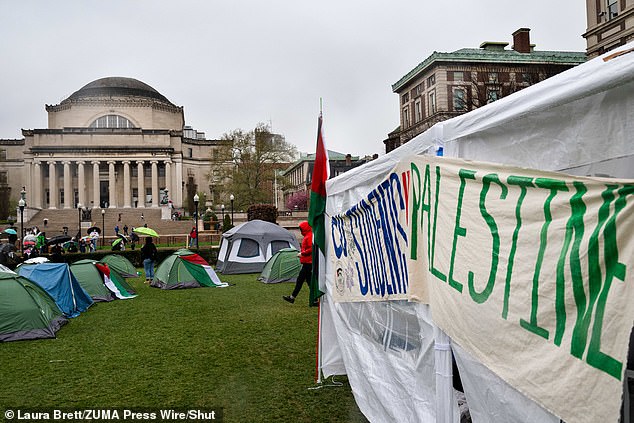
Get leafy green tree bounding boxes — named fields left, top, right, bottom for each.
left=210, top=123, right=296, bottom=209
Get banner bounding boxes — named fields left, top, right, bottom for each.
left=329, top=154, right=634, bottom=423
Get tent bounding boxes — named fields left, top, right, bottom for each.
left=100, top=254, right=138, bottom=278
left=318, top=44, right=634, bottom=423
left=258, top=247, right=301, bottom=283
left=152, top=249, right=228, bottom=289
left=17, top=262, right=93, bottom=318
left=71, top=259, right=136, bottom=300
left=216, top=219, right=300, bottom=274
left=0, top=271, right=68, bottom=342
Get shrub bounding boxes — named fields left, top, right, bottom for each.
left=247, top=204, right=278, bottom=223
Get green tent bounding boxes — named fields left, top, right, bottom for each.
left=152, top=249, right=228, bottom=289
left=71, top=259, right=136, bottom=300
left=0, top=271, right=68, bottom=341
left=101, top=254, right=138, bottom=278
left=258, top=248, right=301, bottom=284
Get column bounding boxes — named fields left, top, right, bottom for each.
left=25, top=160, right=33, bottom=206
left=63, top=161, right=72, bottom=209
left=33, top=161, right=42, bottom=209
left=108, top=161, right=116, bottom=208
left=48, top=161, right=57, bottom=209
left=164, top=160, right=172, bottom=202
left=151, top=160, right=159, bottom=207
left=137, top=161, right=145, bottom=208
left=174, top=159, right=183, bottom=208
left=92, top=161, right=100, bottom=208
left=122, top=161, right=131, bottom=208
left=77, top=161, right=86, bottom=209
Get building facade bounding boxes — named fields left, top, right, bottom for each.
left=583, top=0, right=634, bottom=57
left=280, top=151, right=373, bottom=211
left=0, top=77, right=225, bottom=218
left=385, top=29, right=587, bottom=153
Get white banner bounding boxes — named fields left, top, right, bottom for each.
left=329, top=154, right=634, bottom=423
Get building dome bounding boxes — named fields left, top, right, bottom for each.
left=65, top=77, right=174, bottom=105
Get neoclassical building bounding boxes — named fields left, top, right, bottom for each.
left=0, top=77, right=227, bottom=217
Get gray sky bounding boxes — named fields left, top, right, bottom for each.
left=0, top=0, right=587, bottom=157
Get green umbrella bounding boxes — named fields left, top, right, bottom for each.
left=111, top=238, right=123, bottom=247
left=133, top=227, right=159, bottom=237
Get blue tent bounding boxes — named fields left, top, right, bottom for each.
left=17, top=262, right=93, bottom=318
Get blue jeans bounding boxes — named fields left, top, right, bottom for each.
left=143, top=258, right=155, bottom=279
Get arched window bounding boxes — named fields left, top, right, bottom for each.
left=89, top=115, right=135, bottom=129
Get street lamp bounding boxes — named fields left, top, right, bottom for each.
left=230, top=194, right=235, bottom=226
left=18, top=198, right=25, bottom=254
left=77, top=203, right=82, bottom=241
left=221, top=204, right=225, bottom=229
left=193, top=193, right=199, bottom=250
left=101, top=209, right=105, bottom=247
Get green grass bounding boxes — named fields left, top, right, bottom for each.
left=1, top=273, right=368, bottom=422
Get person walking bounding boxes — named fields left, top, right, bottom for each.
left=189, top=226, right=197, bottom=248
left=141, top=237, right=158, bottom=283
left=283, top=221, right=312, bottom=304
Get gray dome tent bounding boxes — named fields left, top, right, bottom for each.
left=216, top=220, right=300, bottom=274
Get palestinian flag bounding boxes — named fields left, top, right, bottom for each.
left=308, top=112, right=329, bottom=306
left=94, top=263, right=137, bottom=299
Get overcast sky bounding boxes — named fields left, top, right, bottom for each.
left=0, top=0, right=588, bottom=157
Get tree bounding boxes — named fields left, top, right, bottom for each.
left=209, top=123, right=297, bottom=209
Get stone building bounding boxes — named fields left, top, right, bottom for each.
left=583, top=0, right=634, bottom=57
left=385, top=29, right=586, bottom=153
left=0, top=77, right=228, bottom=219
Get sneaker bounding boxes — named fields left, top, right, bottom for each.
left=283, top=295, right=295, bottom=304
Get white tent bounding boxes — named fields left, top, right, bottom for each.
left=216, top=220, right=300, bottom=274
left=319, top=44, right=634, bottom=423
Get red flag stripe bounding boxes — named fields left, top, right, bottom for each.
left=311, top=114, right=329, bottom=197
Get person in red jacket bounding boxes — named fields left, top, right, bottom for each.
left=283, top=221, right=312, bottom=304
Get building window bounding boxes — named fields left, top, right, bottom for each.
left=607, top=0, right=618, bottom=19
left=402, top=107, right=410, bottom=128
left=401, top=93, right=409, bottom=105
left=487, top=88, right=500, bottom=104
left=522, top=73, right=535, bottom=84
left=428, top=91, right=437, bottom=115
left=427, top=74, right=436, bottom=86
left=0, top=149, right=6, bottom=161
left=414, top=99, right=422, bottom=122
left=453, top=71, right=464, bottom=82
left=89, top=114, right=135, bottom=129
left=0, top=171, right=7, bottom=185
left=488, top=72, right=499, bottom=83
left=453, top=88, right=467, bottom=111
left=413, top=83, right=423, bottom=97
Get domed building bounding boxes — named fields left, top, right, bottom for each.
left=0, top=77, right=225, bottom=219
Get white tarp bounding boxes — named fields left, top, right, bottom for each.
left=320, top=43, right=634, bottom=423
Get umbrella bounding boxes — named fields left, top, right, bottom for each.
left=133, top=227, right=159, bottom=237
left=23, top=234, right=37, bottom=243
left=112, top=238, right=124, bottom=247
left=117, top=233, right=129, bottom=243
left=23, top=240, right=36, bottom=246
left=63, top=241, right=78, bottom=250
left=3, top=228, right=17, bottom=235
left=47, top=235, right=72, bottom=245
left=87, top=226, right=101, bottom=234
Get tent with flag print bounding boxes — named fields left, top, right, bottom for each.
left=16, top=262, right=93, bottom=318
left=0, top=271, right=68, bottom=342
left=70, top=259, right=137, bottom=301
left=151, top=249, right=228, bottom=289
left=100, top=254, right=138, bottom=278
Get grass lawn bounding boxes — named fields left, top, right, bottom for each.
left=1, top=271, right=368, bottom=422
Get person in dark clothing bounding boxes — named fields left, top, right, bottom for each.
left=141, top=237, right=157, bottom=283
left=283, top=221, right=312, bottom=304
left=0, top=234, right=20, bottom=269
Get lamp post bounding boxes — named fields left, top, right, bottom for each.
left=221, top=204, right=225, bottom=229
left=193, top=193, right=199, bottom=250
left=230, top=194, right=235, bottom=226
left=18, top=198, right=25, bottom=254
left=101, top=209, right=105, bottom=247
left=77, top=203, right=82, bottom=241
